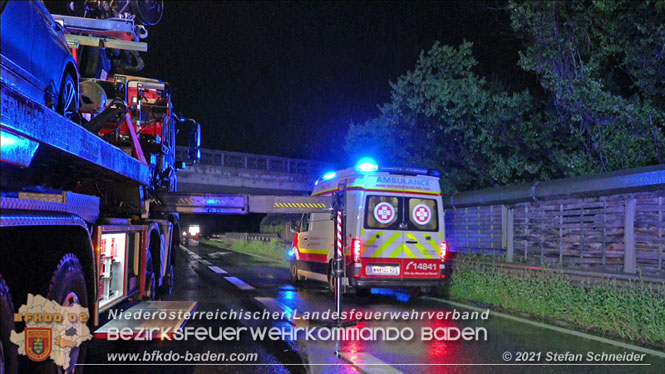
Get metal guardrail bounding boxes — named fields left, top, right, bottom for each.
left=445, top=164, right=665, bottom=208
left=176, top=146, right=333, bottom=176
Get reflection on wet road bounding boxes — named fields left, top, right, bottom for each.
left=87, top=242, right=665, bottom=373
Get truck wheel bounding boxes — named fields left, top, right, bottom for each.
left=145, top=251, right=156, bottom=301
left=157, top=265, right=173, bottom=300
left=56, top=73, right=78, bottom=119
left=0, top=275, right=18, bottom=374
left=289, top=260, right=300, bottom=285
left=40, top=254, right=88, bottom=374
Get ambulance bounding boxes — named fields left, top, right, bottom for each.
left=290, top=159, right=448, bottom=295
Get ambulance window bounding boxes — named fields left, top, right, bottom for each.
left=300, top=214, right=310, bottom=232
left=407, top=198, right=438, bottom=231
left=364, top=196, right=400, bottom=230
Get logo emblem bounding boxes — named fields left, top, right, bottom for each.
left=26, top=328, right=52, bottom=362
left=374, top=202, right=395, bottom=224
left=412, top=204, right=432, bottom=225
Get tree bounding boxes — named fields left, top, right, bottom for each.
left=509, top=0, right=665, bottom=173
left=346, top=1, right=665, bottom=193
left=345, top=42, right=558, bottom=193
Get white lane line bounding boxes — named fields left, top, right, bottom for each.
left=425, top=297, right=665, bottom=359
left=224, top=276, right=255, bottom=291
left=337, top=352, right=402, bottom=374
left=208, top=266, right=228, bottom=275
left=209, top=252, right=229, bottom=258
left=199, top=259, right=212, bottom=266
left=190, top=254, right=201, bottom=260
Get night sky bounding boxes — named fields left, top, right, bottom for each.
left=48, top=1, right=529, bottom=166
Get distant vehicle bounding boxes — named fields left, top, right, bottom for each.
left=1, top=0, right=79, bottom=117
left=290, top=159, right=448, bottom=296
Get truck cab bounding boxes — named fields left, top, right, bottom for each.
left=290, top=160, right=448, bottom=295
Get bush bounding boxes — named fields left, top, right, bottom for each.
left=449, top=256, right=665, bottom=346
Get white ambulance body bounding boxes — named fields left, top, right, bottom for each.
left=290, top=162, right=447, bottom=294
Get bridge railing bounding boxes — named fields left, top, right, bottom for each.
left=176, top=146, right=332, bottom=176
left=443, top=165, right=665, bottom=277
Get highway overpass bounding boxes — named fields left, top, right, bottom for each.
left=175, top=147, right=333, bottom=195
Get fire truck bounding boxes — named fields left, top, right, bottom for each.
left=1, top=1, right=199, bottom=372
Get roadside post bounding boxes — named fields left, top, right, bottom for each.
left=332, top=182, right=346, bottom=323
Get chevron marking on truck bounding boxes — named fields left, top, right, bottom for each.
left=273, top=202, right=327, bottom=209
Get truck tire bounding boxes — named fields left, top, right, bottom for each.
left=0, top=275, right=19, bottom=374
left=39, top=254, right=88, bottom=374
left=145, top=251, right=156, bottom=301
left=157, top=264, right=173, bottom=300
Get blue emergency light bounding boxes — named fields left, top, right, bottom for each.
left=322, top=171, right=337, bottom=180
left=355, top=158, right=378, bottom=172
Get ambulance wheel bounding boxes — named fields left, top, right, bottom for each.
left=289, top=260, right=301, bottom=285
left=40, top=254, right=88, bottom=374
left=0, top=275, right=19, bottom=374
left=145, top=251, right=156, bottom=301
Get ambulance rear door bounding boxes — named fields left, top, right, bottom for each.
left=400, top=196, right=441, bottom=278
left=361, top=194, right=403, bottom=279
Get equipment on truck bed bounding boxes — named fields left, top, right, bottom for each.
left=1, top=2, right=199, bottom=372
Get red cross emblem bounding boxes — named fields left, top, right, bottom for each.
left=374, top=202, right=395, bottom=224
left=412, top=204, right=432, bottom=225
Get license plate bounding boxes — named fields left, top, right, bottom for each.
left=367, top=265, right=399, bottom=276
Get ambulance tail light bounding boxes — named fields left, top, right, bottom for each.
left=352, top=238, right=362, bottom=263
left=439, top=242, right=447, bottom=261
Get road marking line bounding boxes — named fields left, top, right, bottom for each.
left=337, top=352, right=402, bottom=374
left=224, top=276, right=255, bottom=291
left=209, top=252, right=229, bottom=257
left=426, top=297, right=665, bottom=359
left=199, top=259, right=212, bottom=266
left=208, top=266, right=227, bottom=275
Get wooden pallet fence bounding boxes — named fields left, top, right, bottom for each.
left=445, top=191, right=665, bottom=276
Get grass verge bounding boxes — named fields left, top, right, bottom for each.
left=448, top=256, right=665, bottom=347
left=200, top=238, right=290, bottom=265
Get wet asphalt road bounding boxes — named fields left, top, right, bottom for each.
left=84, top=241, right=665, bottom=374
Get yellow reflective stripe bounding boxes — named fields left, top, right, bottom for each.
left=406, top=233, right=432, bottom=259
left=299, top=248, right=329, bottom=254
left=388, top=243, right=404, bottom=258
left=361, top=228, right=365, bottom=236
left=372, top=232, right=401, bottom=258
left=439, top=232, right=443, bottom=239
left=426, top=237, right=439, bottom=255
left=402, top=245, right=416, bottom=259
left=364, top=232, right=383, bottom=247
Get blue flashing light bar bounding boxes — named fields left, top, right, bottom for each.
left=355, top=158, right=378, bottom=172
left=379, top=166, right=442, bottom=177
left=322, top=171, right=337, bottom=180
